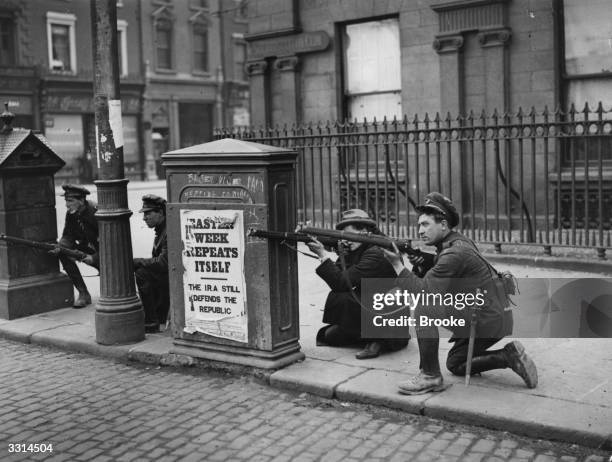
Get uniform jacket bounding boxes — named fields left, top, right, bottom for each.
left=395, top=231, right=511, bottom=339
left=59, top=200, right=99, bottom=265
left=135, top=221, right=168, bottom=274
left=316, top=243, right=397, bottom=334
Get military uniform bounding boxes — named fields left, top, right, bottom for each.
left=58, top=185, right=99, bottom=308
left=394, top=230, right=512, bottom=373
left=393, top=192, right=537, bottom=394
left=134, top=195, right=169, bottom=333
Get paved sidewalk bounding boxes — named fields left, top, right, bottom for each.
left=1, top=250, right=611, bottom=452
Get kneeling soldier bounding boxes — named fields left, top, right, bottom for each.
left=134, top=195, right=169, bottom=333
left=384, top=192, right=537, bottom=394
left=52, top=184, right=99, bottom=308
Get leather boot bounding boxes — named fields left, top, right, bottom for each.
left=449, top=350, right=508, bottom=376
left=398, top=336, right=444, bottom=394
left=61, top=256, right=91, bottom=308
left=355, top=342, right=383, bottom=359
left=73, top=291, right=92, bottom=309
left=503, top=341, right=538, bottom=388
left=398, top=370, right=445, bottom=395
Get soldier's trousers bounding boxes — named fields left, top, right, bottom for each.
left=59, top=254, right=96, bottom=293
left=135, top=267, right=170, bottom=327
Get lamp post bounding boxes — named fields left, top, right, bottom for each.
left=91, top=0, right=144, bottom=344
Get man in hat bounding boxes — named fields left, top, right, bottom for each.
left=306, top=209, right=409, bottom=359
left=134, top=194, right=169, bottom=333
left=51, top=184, right=99, bottom=308
left=383, top=192, right=538, bottom=394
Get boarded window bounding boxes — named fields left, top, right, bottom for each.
left=343, top=18, right=402, bottom=120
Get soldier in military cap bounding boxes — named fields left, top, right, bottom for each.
left=134, top=194, right=169, bottom=333
left=51, top=184, right=99, bottom=308
left=306, top=209, right=409, bottom=359
left=383, top=192, right=538, bottom=394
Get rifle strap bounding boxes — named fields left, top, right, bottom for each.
left=281, top=241, right=318, bottom=259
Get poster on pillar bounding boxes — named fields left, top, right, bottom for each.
left=181, top=209, right=248, bottom=343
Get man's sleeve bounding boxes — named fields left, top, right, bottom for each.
left=136, top=236, right=168, bottom=273
left=394, top=250, right=464, bottom=293
left=315, top=246, right=388, bottom=291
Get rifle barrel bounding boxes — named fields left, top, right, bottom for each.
left=0, top=234, right=87, bottom=261
left=299, top=227, right=416, bottom=254
left=247, top=228, right=340, bottom=249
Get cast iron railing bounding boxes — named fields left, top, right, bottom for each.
left=216, top=103, right=612, bottom=259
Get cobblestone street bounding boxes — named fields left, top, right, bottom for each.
left=0, top=339, right=609, bottom=462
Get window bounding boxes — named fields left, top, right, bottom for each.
left=562, top=0, right=612, bottom=163
left=193, top=24, right=208, bottom=72
left=563, top=0, right=612, bottom=108
left=342, top=18, right=402, bottom=120
left=155, top=18, right=172, bottom=70
left=0, top=15, right=16, bottom=66
left=47, top=12, right=77, bottom=73
left=232, top=35, right=246, bottom=81
left=117, top=20, right=128, bottom=77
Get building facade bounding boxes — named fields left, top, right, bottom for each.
left=239, top=0, right=611, bottom=244
left=0, top=0, right=249, bottom=183
left=244, top=0, right=612, bottom=124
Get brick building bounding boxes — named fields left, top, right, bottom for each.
left=0, top=0, right=249, bottom=183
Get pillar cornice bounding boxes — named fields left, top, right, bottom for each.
left=245, top=60, right=268, bottom=77
left=274, top=55, right=300, bottom=72
left=478, top=27, right=512, bottom=48
left=433, top=33, right=464, bottom=54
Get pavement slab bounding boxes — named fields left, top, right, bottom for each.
left=423, top=384, right=612, bottom=450
left=270, top=358, right=367, bottom=398
left=30, top=323, right=135, bottom=360
left=127, top=335, right=174, bottom=364
left=335, top=368, right=431, bottom=414
left=0, top=316, right=75, bottom=343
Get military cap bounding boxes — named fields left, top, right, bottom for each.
left=336, top=209, right=379, bottom=231
left=139, top=194, right=167, bottom=213
left=415, top=192, right=459, bottom=228
left=61, top=184, right=90, bottom=198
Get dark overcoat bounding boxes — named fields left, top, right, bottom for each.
left=316, top=243, right=397, bottom=336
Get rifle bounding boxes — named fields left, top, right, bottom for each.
left=247, top=229, right=341, bottom=257
left=298, top=226, right=425, bottom=258
left=0, top=234, right=90, bottom=262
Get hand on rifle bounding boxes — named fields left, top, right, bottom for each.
left=407, top=252, right=426, bottom=267
left=382, top=243, right=406, bottom=275
left=81, top=255, right=95, bottom=266
left=48, top=245, right=61, bottom=256
left=306, top=237, right=334, bottom=262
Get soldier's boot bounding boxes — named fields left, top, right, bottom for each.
left=449, top=342, right=537, bottom=389
left=60, top=255, right=91, bottom=309
left=398, top=337, right=444, bottom=395
left=448, top=349, right=507, bottom=376
left=503, top=341, right=538, bottom=389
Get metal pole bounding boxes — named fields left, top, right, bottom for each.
left=91, top=0, right=144, bottom=344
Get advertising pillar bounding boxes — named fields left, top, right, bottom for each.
left=163, top=138, right=304, bottom=369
